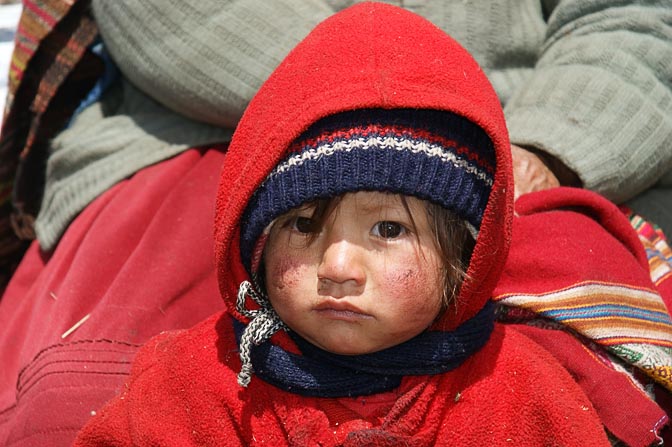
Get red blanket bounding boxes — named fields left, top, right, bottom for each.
left=494, top=187, right=672, bottom=446
left=0, top=147, right=227, bottom=446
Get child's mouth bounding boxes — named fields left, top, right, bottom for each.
left=314, top=302, right=373, bottom=321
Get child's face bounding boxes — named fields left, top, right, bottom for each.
left=263, top=191, right=444, bottom=355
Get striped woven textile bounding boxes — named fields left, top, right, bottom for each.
left=495, top=280, right=672, bottom=390
left=629, top=211, right=672, bottom=288
left=495, top=203, right=672, bottom=392
left=0, top=0, right=99, bottom=293
left=6, top=2, right=65, bottom=112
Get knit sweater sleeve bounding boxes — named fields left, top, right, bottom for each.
left=504, top=0, right=672, bottom=203
left=92, top=0, right=335, bottom=128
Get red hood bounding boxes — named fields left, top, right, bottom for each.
left=215, top=2, right=512, bottom=330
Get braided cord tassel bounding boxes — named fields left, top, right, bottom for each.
left=236, top=281, right=286, bottom=387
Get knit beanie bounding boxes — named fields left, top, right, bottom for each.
left=240, top=108, right=496, bottom=276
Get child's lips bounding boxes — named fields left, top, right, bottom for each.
left=313, top=301, right=373, bottom=321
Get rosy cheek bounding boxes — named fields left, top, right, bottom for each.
left=268, top=257, right=311, bottom=292
left=383, top=261, right=441, bottom=314
left=387, top=268, right=418, bottom=286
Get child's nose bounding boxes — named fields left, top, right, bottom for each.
left=316, top=239, right=366, bottom=297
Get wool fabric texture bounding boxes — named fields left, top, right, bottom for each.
left=0, top=147, right=229, bottom=447
left=240, top=108, right=495, bottom=274
left=214, top=5, right=514, bottom=336
left=212, top=0, right=514, bottom=396
left=34, top=78, right=233, bottom=250
left=233, top=301, right=495, bottom=397
left=236, top=108, right=496, bottom=388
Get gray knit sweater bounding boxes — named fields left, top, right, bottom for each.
left=36, top=0, right=672, bottom=249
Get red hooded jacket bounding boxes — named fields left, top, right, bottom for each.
left=74, top=3, right=612, bottom=446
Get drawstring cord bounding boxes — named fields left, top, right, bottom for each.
left=236, top=280, right=286, bottom=387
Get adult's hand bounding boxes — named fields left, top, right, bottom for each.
left=510, top=144, right=560, bottom=201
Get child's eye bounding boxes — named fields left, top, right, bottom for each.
left=292, top=216, right=317, bottom=234
left=372, top=221, right=406, bottom=239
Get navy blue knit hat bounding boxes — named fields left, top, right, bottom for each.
left=240, top=108, right=496, bottom=275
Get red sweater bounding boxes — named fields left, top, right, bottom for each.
left=74, top=315, right=607, bottom=446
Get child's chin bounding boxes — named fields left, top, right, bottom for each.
left=314, top=338, right=389, bottom=356
left=329, top=347, right=372, bottom=356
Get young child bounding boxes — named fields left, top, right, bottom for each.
left=74, top=3, right=611, bottom=445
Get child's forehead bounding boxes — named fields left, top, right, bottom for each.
left=298, top=191, right=426, bottom=214
left=349, top=191, right=418, bottom=209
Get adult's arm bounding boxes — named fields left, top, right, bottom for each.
left=91, top=0, right=335, bottom=128
left=505, top=0, right=672, bottom=203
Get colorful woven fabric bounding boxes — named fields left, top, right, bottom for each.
left=627, top=210, right=672, bottom=297
left=492, top=188, right=672, bottom=445
left=496, top=207, right=672, bottom=392
left=0, top=0, right=99, bottom=293
left=507, top=321, right=670, bottom=447
left=495, top=280, right=672, bottom=390
left=5, top=1, right=72, bottom=111
left=6, top=1, right=91, bottom=118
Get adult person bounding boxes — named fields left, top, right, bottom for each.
left=86, top=0, right=672, bottom=236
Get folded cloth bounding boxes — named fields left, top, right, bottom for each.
left=512, top=323, right=668, bottom=447
left=626, top=209, right=672, bottom=305
left=494, top=187, right=672, bottom=446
